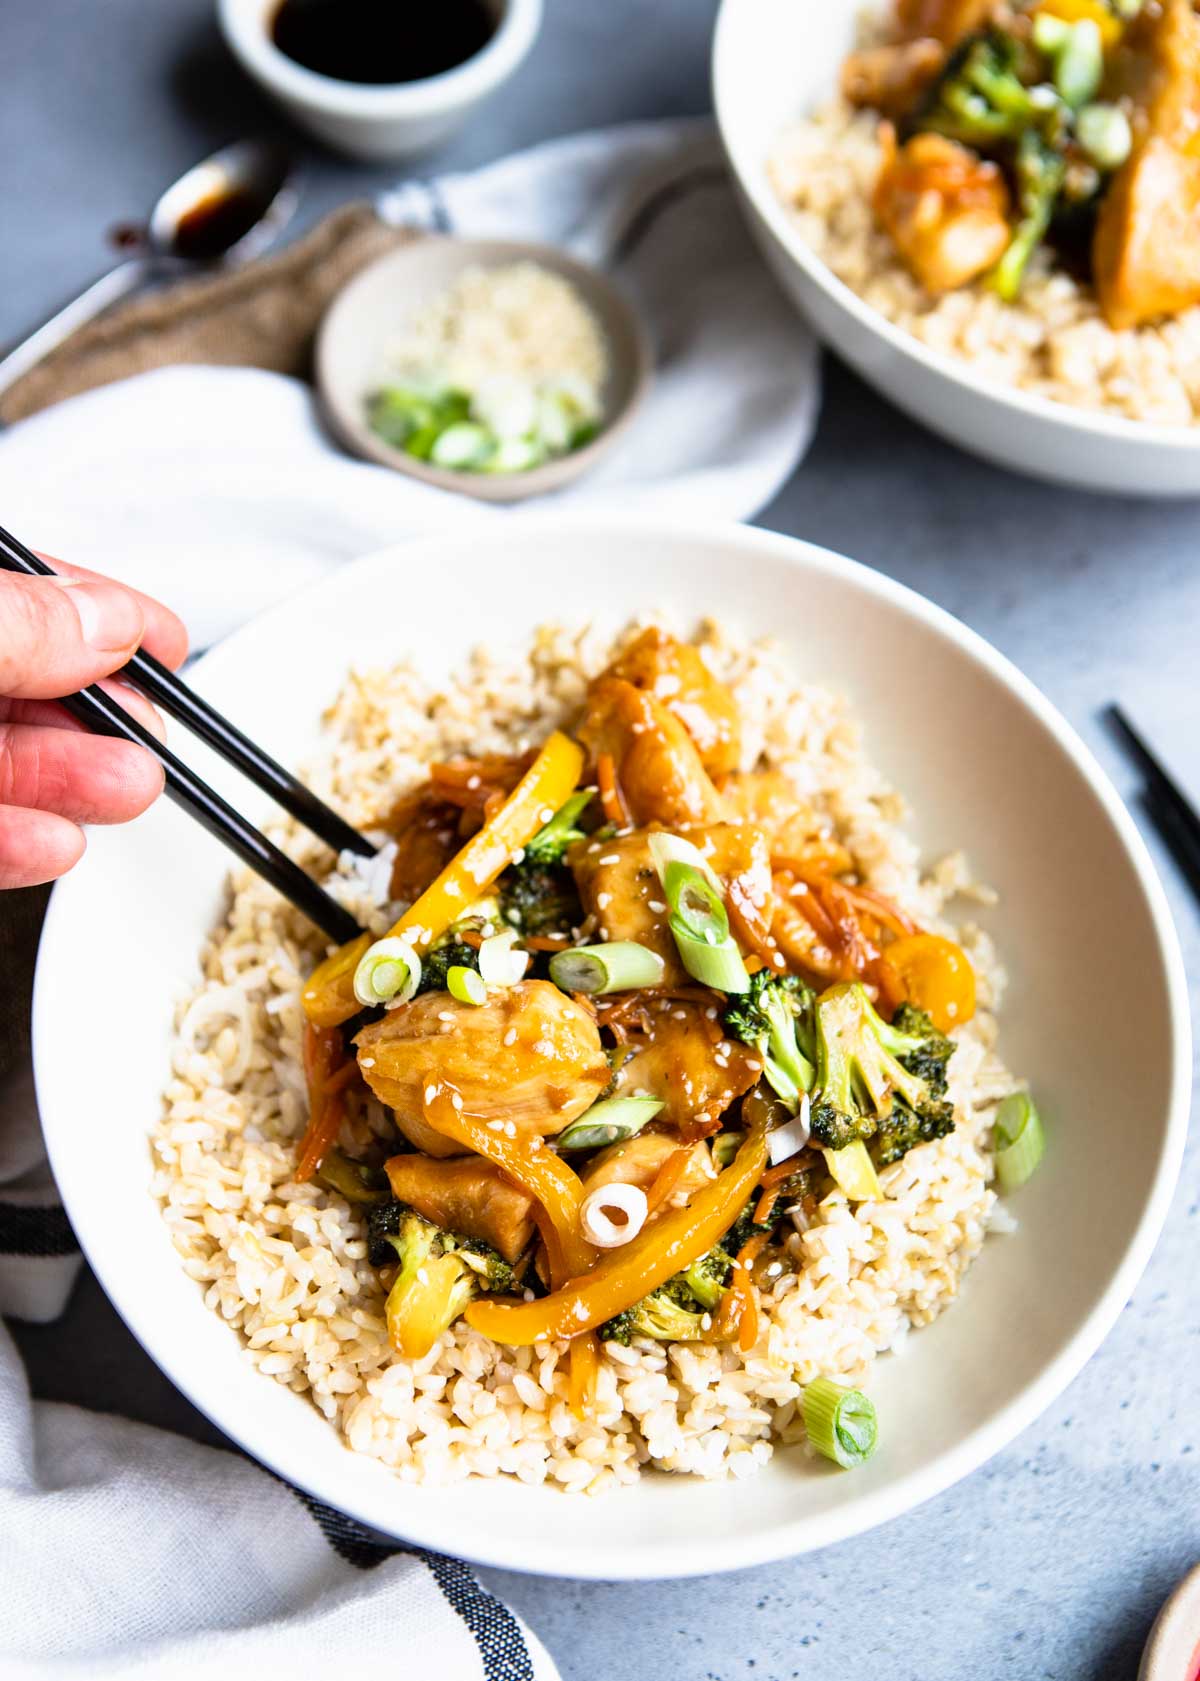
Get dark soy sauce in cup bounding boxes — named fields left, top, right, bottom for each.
left=270, top=0, right=498, bottom=85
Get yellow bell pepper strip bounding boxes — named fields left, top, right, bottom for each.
left=420, top=1088, right=596, bottom=1278
left=464, top=1115, right=770, bottom=1346
left=301, top=730, right=585, bottom=1028
left=387, top=1253, right=471, bottom=1360
left=1032, top=0, right=1122, bottom=47
left=881, top=932, right=976, bottom=1033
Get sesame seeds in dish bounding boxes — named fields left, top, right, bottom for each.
left=154, top=620, right=1024, bottom=1492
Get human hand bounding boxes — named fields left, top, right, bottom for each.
left=0, top=558, right=188, bottom=889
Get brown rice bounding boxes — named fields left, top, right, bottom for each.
left=152, top=620, right=1020, bottom=1492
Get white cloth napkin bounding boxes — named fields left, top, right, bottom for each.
left=0, top=119, right=818, bottom=1676
left=0, top=120, right=819, bottom=648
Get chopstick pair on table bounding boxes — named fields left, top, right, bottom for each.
left=0, top=522, right=372, bottom=944
left=1109, top=705, right=1200, bottom=903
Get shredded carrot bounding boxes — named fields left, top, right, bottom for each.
left=569, top=1331, right=601, bottom=1419
left=645, top=1146, right=694, bottom=1215
left=713, top=1232, right=768, bottom=1350
left=296, top=1023, right=354, bottom=1181
left=728, top=887, right=788, bottom=973
left=521, top=933, right=571, bottom=950
left=760, top=1151, right=812, bottom=1189
left=753, top=1185, right=782, bottom=1226
left=596, top=752, right=630, bottom=828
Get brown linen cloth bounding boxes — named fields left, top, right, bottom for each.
left=0, top=202, right=416, bottom=425
left=0, top=203, right=414, bottom=1166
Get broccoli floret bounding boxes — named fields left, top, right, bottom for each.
left=681, top=1246, right=734, bottom=1311
left=499, top=860, right=582, bottom=939
left=723, top=970, right=815, bottom=1109
left=915, top=30, right=1042, bottom=147
left=523, top=790, right=594, bottom=865
left=599, top=1277, right=710, bottom=1345
left=315, top=1149, right=386, bottom=1205
left=873, top=1101, right=957, bottom=1167
left=809, top=983, right=955, bottom=1158
left=367, top=1200, right=515, bottom=1353
left=719, top=1196, right=776, bottom=1258
left=991, top=128, right=1067, bottom=300
left=415, top=939, right=480, bottom=996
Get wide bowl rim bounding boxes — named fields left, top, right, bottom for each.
left=32, top=513, right=1192, bottom=1579
left=313, top=236, right=653, bottom=503
left=711, top=0, right=1200, bottom=454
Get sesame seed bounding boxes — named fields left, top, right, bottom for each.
left=505, top=1122, right=517, bottom=1137
left=596, top=892, right=612, bottom=910
left=511, top=847, right=526, bottom=865
left=533, top=1038, right=555, bottom=1056
left=598, top=854, right=620, bottom=866
left=467, top=775, right=481, bottom=790
left=502, top=1028, right=518, bottom=1047
left=701, top=1313, right=713, bottom=1331
left=360, top=1057, right=375, bottom=1069
left=648, top=900, right=666, bottom=914
left=424, top=1085, right=438, bottom=1103
left=539, top=807, right=555, bottom=824
left=450, top=1092, right=463, bottom=1111
left=437, top=1011, right=453, bottom=1023
left=487, top=1119, right=505, bottom=1131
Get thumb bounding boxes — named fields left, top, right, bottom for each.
left=0, top=573, right=145, bottom=700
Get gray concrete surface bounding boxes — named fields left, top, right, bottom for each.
left=5, top=2, right=1200, bottom=1677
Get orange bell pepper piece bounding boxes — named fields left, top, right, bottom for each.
left=302, top=730, right=585, bottom=1028
left=882, top=932, right=976, bottom=1032
left=464, top=1116, right=769, bottom=1346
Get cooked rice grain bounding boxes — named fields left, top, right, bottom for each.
left=152, top=620, right=1019, bottom=1491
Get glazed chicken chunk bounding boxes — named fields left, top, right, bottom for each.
left=610, top=998, right=760, bottom=1133
left=384, top=1153, right=535, bottom=1263
left=602, top=628, right=742, bottom=778
left=569, top=821, right=774, bottom=984
left=873, top=128, right=1012, bottom=295
left=577, top=677, right=726, bottom=829
left=581, top=1132, right=716, bottom=1202
left=355, top=980, right=610, bottom=1143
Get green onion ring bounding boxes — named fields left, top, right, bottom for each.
left=993, top=1092, right=1046, bottom=1192
left=802, top=1376, right=878, bottom=1469
left=556, top=1096, right=665, bottom=1152
left=549, top=941, right=665, bottom=995
left=663, top=860, right=730, bottom=945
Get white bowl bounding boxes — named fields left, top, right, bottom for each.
left=33, top=516, right=1190, bottom=1578
left=713, top=0, right=1200, bottom=495
left=217, top=0, right=542, bottom=161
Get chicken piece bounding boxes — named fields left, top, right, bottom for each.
left=894, top=0, right=993, bottom=48
left=1093, top=0, right=1200, bottom=329
left=577, top=678, right=726, bottom=829
left=384, top=790, right=460, bottom=904
left=384, top=1153, right=535, bottom=1263
left=719, top=771, right=852, bottom=873
left=582, top=1132, right=716, bottom=1201
left=842, top=38, right=947, bottom=116
left=873, top=128, right=1012, bottom=294
left=602, top=629, right=742, bottom=778
left=610, top=999, right=760, bottom=1133
left=568, top=822, right=774, bottom=983
left=355, top=980, right=610, bottom=1142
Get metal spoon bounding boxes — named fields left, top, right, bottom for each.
left=0, top=139, right=297, bottom=401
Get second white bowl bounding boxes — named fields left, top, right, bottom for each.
left=713, top=0, right=1200, bottom=494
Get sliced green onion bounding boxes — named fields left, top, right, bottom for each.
left=1076, top=101, right=1132, bottom=170
left=711, top=1130, right=744, bottom=1171
left=670, top=926, right=751, bottom=993
left=1054, top=18, right=1103, bottom=107
left=647, top=831, right=721, bottom=893
left=525, top=788, right=594, bottom=863
left=1032, top=11, right=1070, bottom=53
left=556, top=1096, right=665, bottom=1152
left=993, top=1091, right=1046, bottom=1191
left=353, top=936, right=421, bottom=1007
left=478, top=928, right=529, bottom=988
left=430, top=422, right=492, bottom=470
left=664, top=860, right=730, bottom=944
left=447, top=965, right=487, bottom=1006
left=549, top=940, right=666, bottom=995
left=802, top=1376, right=878, bottom=1469
left=822, top=1140, right=881, bottom=1202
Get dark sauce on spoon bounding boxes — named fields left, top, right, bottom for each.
left=270, top=0, right=497, bottom=86
left=172, top=187, right=272, bottom=262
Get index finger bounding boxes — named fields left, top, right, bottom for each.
left=35, top=553, right=190, bottom=671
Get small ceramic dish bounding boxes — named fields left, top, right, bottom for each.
left=315, top=237, right=653, bottom=503
left=1141, top=1564, right=1200, bottom=1681
left=713, top=0, right=1200, bottom=495
left=216, top=0, right=542, bottom=161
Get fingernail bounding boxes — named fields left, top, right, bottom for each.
left=60, top=580, right=143, bottom=653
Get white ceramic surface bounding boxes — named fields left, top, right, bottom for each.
left=316, top=237, right=652, bottom=502
left=217, top=0, right=542, bottom=161
left=33, top=517, right=1191, bottom=1579
left=712, top=0, right=1200, bottom=496
left=1141, top=1562, right=1200, bottom=1681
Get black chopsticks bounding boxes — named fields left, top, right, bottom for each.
left=0, top=523, right=373, bottom=945
left=1108, top=704, right=1200, bottom=901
